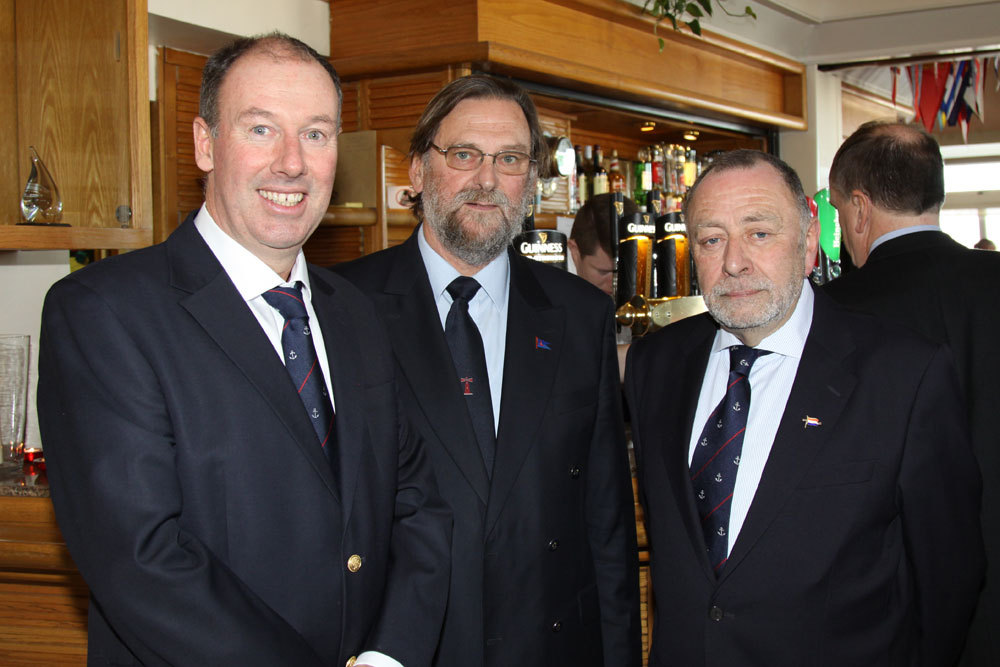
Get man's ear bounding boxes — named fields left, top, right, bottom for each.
left=193, top=117, right=215, bottom=173
left=850, top=190, right=872, bottom=236
left=803, top=216, right=820, bottom=277
left=409, top=154, right=425, bottom=194
left=567, top=238, right=582, bottom=266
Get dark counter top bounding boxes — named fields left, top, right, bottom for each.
left=0, top=460, right=49, bottom=497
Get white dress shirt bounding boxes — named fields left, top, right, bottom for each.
left=417, top=224, right=510, bottom=431
left=193, top=206, right=336, bottom=411
left=688, top=281, right=814, bottom=555
left=195, top=207, right=401, bottom=667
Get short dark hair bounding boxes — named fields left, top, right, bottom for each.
left=571, top=193, right=640, bottom=256
left=200, top=32, right=342, bottom=135
left=404, top=74, right=547, bottom=221
left=683, top=149, right=811, bottom=234
left=830, top=121, right=945, bottom=215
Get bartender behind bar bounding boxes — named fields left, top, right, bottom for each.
left=569, top=192, right=640, bottom=297
left=36, top=32, right=450, bottom=667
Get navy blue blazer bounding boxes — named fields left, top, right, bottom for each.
left=336, top=228, right=640, bottom=667
left=626, top=287, right=983, bottom=666
left=38, top=215, right=451, bottom=666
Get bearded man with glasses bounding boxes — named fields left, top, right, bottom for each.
left=336, top=74, right=640, bottom=667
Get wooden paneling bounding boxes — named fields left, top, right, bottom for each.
left=0, top=497, right=87, bottom=665
left=330, top=0, right=807, bottom=130
left=331, top=0, right=479, bottom=59
left=154, top=48, right=207, bottom=243
left=303, top=225, right=367, bottom=266
left=341, top=82, right=361, bottom=133
left=0, top=0, right=18, bottom=224
left=366, top=72, right=453, bottom=130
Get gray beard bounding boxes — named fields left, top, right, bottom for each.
left=423, top=185, right=532, bottom=268
left=703, top=273, right=803, bottom=333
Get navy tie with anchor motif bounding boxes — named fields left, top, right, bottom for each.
left=444, top=276, right=496, bottom=477
left=262, top=283, right=336, bottom=464
left=690, top=345, right=770, bottom=575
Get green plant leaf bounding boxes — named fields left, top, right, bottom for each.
left=696, top=0, right=713, bottom=15
left=668, top=14, right=679, bottom=31
left=687, top=18, right=702, bottom=35
left=686, top=3, right=704, bottom=18
left=658, top=37, right=666, bottom=52
left=745, top=6, right=757, bottom=19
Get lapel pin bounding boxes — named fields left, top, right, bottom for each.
left=535, top=337, right=551, bottom=350
left=802, top=416, right=822, bottom=428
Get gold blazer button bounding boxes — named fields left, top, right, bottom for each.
left=345, top=656, right=357, bottom=667
left=347, top=554, right=362, bottom=572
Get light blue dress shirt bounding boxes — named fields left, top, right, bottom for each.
left=417, top=225, right=509, bottom=433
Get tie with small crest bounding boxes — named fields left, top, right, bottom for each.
left=689, top=344, right=771, bottom=575
left=262, top=282, right=337, bottom=467
left=444, top=276, right=496, bottom=477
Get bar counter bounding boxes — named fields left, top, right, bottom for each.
left=0, top=461, right=88, bottom=665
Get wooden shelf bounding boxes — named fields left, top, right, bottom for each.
left=0, top=225, right=152, bottom=250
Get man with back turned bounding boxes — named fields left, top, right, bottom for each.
left=626, top=148, right=983, bottom=665
left=825, top=120, right=1000, bottom=665
left=37, top=33, right=449, bottom=666
left=336, top=74, right=639, bottom=666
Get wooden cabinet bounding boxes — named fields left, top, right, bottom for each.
left=0, top=0, right=151, bottom=250
left=0, top=494, right=88, bottom=665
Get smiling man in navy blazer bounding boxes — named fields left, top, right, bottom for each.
left=37, top=34, right=449, bottom=667
left=626, top=149, right=983, bottom=666
left=336, top=75, right=639, bottom=667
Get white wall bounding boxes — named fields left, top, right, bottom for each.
left=780, top=65, right=843, bottom=195
left=147, top=0, right=329, bottom=54
left=148, top=0, right=331, bottom=101
left=0, top=251, right=70, bottom=450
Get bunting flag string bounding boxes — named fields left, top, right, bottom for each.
left=904, top=59, right=990, bottom=142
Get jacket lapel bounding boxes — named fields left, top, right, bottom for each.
left=484, top=254, right=563, bottom=535
left=168, top=218, right=340, bottom=499
left=310, top=269, right=367, bottom=510
left=658, top=317, right=720, bottom=581
left=381, top=233, right=492, bottom=505
left=720, top=291, right=856, bottom=581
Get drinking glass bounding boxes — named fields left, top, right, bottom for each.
left=0, top=335, right=30, bottom=464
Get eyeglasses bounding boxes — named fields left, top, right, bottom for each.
left=430, top=144, right=536, bottom=176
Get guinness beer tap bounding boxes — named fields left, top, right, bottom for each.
left=513, top=205, right=568, bottom=270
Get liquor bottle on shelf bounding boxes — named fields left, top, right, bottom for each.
left=650, top=144, right=665, bottom=197
left=608, top=149, right=626, bottom=194
left=583, top=145, right=595, bottom=201
left=592, top=145, right=609, bottom=196
left=574, top=145, right=589, bottom=209
left=634, top=147, right=651, bottom=209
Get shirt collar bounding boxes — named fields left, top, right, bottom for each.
left=416, top=222, right=509, bottom=311
left=869, top=224, right=941, bottom=255
left=714, top=279, right=813, bottom=360
left=193, top=205, right=313, bottom=300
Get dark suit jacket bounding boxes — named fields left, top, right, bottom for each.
left=626, top=287, right=984, bottom=666
left=335, top=228, right=640, bottom=667
left=37, top=216, right=451, bottom=666
left=825, top=231, right=1000, bottom=665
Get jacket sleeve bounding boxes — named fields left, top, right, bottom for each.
left=899, top=344, right=984, bottom=665
left=37, top=278, right=326, bottom=666
left=586, top=300, right=642, bottom=666
left=363, top=388, right=452, bottom=665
